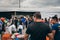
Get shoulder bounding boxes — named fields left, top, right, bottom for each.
left=28, top=22, right=35, bottom=27
left=52, top=23, right=59, bottom=30
left=41, top=22, right=49, bottom=26
left=52, top=23, right=59, bottom=27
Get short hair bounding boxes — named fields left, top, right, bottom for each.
left=33, top=12, right=41, bottom=19
left=52, top=15, right=58, bottom=22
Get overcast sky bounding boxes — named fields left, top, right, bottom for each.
left=20, top=0, right=60, bottom=8
left=0, top=0, right=60, bottom=18
left=0, top=0, right=60, bottom=8
left=0, top=0, right=60, bottom=11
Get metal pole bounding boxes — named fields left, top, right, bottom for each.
left=15, top=11, right=16, bottom=17
left=19, top=0, right=20, bottom=8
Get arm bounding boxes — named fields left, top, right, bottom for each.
left=51, top=30, right=56, bottom=40
left=48, top=24, right=56, bottom=40
left=48, top=33, right=54, bottom=40
left=47, top=30, right=56, bottom=40
left=47, top=25, right=54, bottom=40
left=24, top=34, right=29, bottom=40
left=52, top=30, right=56, bottom=36
left=24, top=24, right=31, bottom=40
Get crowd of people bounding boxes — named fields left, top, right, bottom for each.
left=0, top=12, right=60, bottom=40
left=0, top=16, right=33, bottom=34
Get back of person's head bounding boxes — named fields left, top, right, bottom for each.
left=33, top=12, right=41, bottom=19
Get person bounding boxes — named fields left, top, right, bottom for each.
left=14, top=17, right=18, bottom=29
left=5, top=22, right=16, bottom=34
left=20, top=16, right=26, bottom=29
left=45, top=18, right=48, bottom=24
left=17, top=20, right=23, bottom=34
left=24, top=12, right=52, bottom=40
left=48, top=17, right=53, bottom=29
left=0, top=19, right=3, bottom=34
left=28, top=17, right=33, bottom=24
left=5, top=22, right=11, bottom=34
left=21, top=16, right=26, bottom=25
left=26, top=16, right=33, bottom=28
left=1, top=17, right=5, bottom=22
left=51, top=16, right=60, bottom=40
left=10, top=22, right=17, bottom=34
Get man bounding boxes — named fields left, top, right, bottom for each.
left=24, top=12, right=52, bottom=40
left=5, top=22, right=16, bottom=34
left=51, top=16, right=60, bottom=40
left=20, top=17, right=26, bottom=29
left=14, top=17, right=18, bottom=29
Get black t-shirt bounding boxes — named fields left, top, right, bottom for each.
left=26, top=22, right=51, bottom=40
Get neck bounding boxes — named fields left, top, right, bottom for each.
left=35, top=19, right=42, bottom=22
left=53, top=22, right=58, bottom=24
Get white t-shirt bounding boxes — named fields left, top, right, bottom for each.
left=17, top=25, right=23, bottom=31
left=5, top=24, right=16, bottom=34
left=5, top=26, right=10, bottom=33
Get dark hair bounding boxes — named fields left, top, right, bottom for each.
left=33, top=12, right=41, bottom=19
left=45, top=18, right=48, bottom=22
left=52, top=15, right=58, bottom=22
left=15, top=17, right=17, bottom=19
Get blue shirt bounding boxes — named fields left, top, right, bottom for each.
left=52, top=23, right=60, bottom=40
left=21, top=18, right=26, bottom=24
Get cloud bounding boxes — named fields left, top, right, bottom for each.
left=0, top=0, right=19, bottom=8
left=0, top=0, right=60, bottom=18
left=20, top=0, right=60, bottom=8
left=0, top=0, right=60, bottom=8
left=0, top=0, right=60, bottom=12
